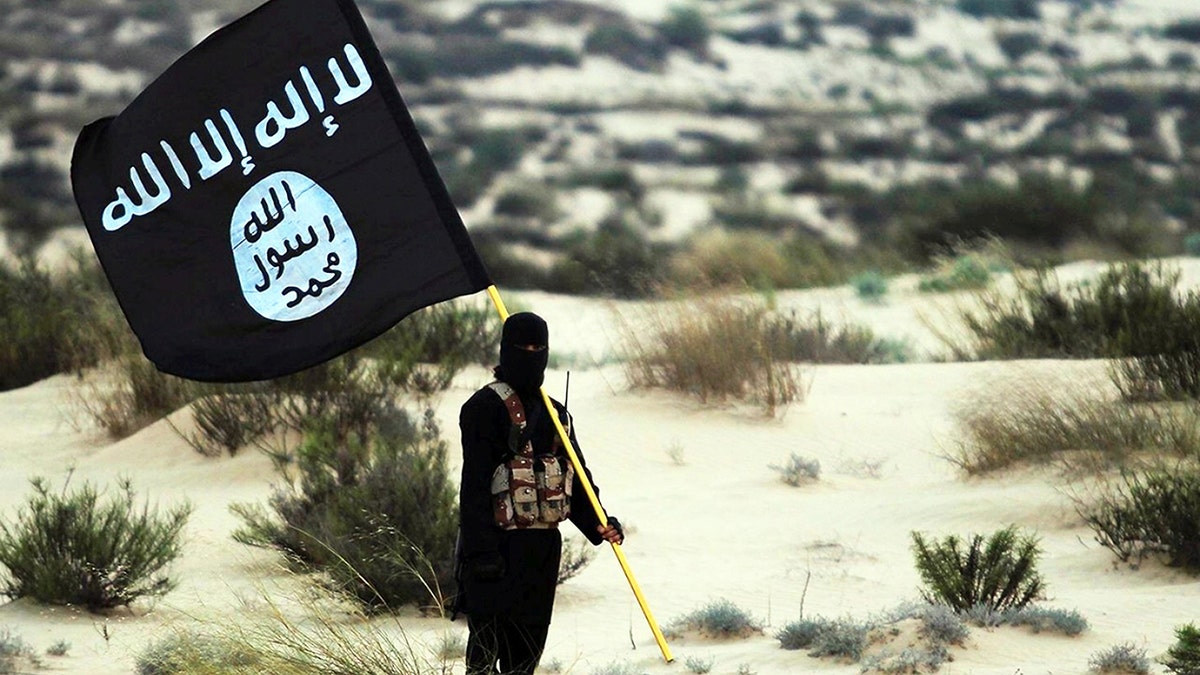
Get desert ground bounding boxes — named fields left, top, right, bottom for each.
left=2, top=253, right=1200, bottom=675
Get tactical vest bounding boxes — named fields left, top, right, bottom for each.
left=487, top=382, right=575, bottom=530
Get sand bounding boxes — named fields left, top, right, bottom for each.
left=3, top=261, right=1200, bottom=674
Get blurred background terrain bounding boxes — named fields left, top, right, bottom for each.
left=3, top=0, right=1200, bottom=295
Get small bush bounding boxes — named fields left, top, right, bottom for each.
left=963, top=602, right=1005, bottom=627
left=231, top=408, right=458, bottom=612
left=137, top=632, right=260, bottom=675
left=770, top=454, right=821, bottom=486
left=956, top=264, right=1200, bottom=379
left=548, top=220, right=667, bottom=298
left=808, top=619, right=871, bottom=660
left=584, top=22, right=667, bottom=71
left=1005, top=606, right=1088, bottom=636
left=863, top=645, right=949, bottom=674
left=0, top=257, right=120, bottom=392
left=45, top=640, right=69, bottom=657
left=1081, top=466, right=1200, bottom=571
left=0, top=477, right=191, bottom=611
left=492, top=183, right=559, bottom=222
left=1185, top=232, right=1200, bottom=257
left=1163, top=623, right=1200, bottom=675
left=671, top=599, right=761, bottom=639
left=620, top=297, right=804, bottom=416
left=659, top=5, right=710, bottom=57
left=1089, top=642, right=1150, bottom=674
left=910, top=526, right=1044, bottom=613
left=684, top=655, right=714, bottom=674
left=557, top=537, right=596, bottom=585
left=918, top=254, right=994, bottom=293
left=763, top=311, right=908, bottom=364
left=918, top=604, right=969, bottom=646
left=776, top=616, right=870, bottom=660
left=0, top=629, right=39, bottom=673
left=851, top=271, right=888, bottom=302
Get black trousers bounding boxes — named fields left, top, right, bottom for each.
left=465, top=615, right=550, bottom=675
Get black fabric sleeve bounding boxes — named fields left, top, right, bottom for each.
left=458, top=390, right=507, bottom=558
left=555, top=402, right=607, bottom=545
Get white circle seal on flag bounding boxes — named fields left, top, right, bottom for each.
left=231, top=171, right=358, bottom=322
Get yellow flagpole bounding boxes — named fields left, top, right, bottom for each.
left=484, top=284, right=674, bottom=664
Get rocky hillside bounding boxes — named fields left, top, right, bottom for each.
left=3, top=0, right=1200, bottom=293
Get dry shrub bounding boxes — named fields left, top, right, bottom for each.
left=949, top=376, right=1200, bottom=475
left=74, top=356, right=200, bottom=439
left=619, top=296, right=804, bottom=416
left=670, top=230, right=795, bottom=290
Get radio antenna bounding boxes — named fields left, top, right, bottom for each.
left=565, top=371, right=571, bottom=408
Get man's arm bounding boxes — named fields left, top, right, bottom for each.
left=459, top=391, right=505, bottom=560
left=559, top=403, right=624, bottom=545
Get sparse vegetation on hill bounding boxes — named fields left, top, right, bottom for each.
left=950, top=376, right=1200, bottom=475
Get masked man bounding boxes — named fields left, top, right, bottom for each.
left=456, top=312, right=623, bottom=675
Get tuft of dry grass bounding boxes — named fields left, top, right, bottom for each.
left=618, top=296, right=805, bottom=417
left=949, top=375, right=1200, bottom=475
left=136, top=603, right=441, bottom=675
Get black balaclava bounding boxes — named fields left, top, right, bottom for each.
left=496, top=312, right=549, bottom=394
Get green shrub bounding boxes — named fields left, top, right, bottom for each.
left=763, top=311, right=909, bottom=364
left=957, top=0, right=1039, bottom=19
left=0, top=477, right=191, bottom=611
left=1082, top=466, right=1200, bottom=571
left=956, top=263, right=1200, bottom=366
left=492, top=183, right=559, bottom=222
left=584, top=22, right=667, bottom=71
left=0, top=256, right=121, bottom=392
left=918, top=253, right=993, bottom=293
left=1089, top=642, right=1150, bottom=674
left=231, top=407, right=458, bottom=612
left=670, top=599, right=761, bottom=639
left=851, top=271, right=888, bottom=302
left=1163, top=623, right=1200, bottom=675
left=660, top=5, right=710, bottom=56
left=910, top=526, right=1044, bottom=613
left=619, top=297, right=803, bottom=417
left=1185, top=232, right=1200, bottom=257
left=548, top=218, right=668, bottom=298
left=949, top=378, right=1200, bottom=474
left=1165, top=20, right=1200, bottom=44
left=770, top=453, right=820, bottom=486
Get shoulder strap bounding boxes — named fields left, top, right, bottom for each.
left=487, top=382, right=533, bottom=458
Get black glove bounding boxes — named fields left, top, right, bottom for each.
left=466, top=552, right=505, bottom=582
left=608, top=516, right=624, bottom=543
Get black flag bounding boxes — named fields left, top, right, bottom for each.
left=70, top=0, right=490, bottom=382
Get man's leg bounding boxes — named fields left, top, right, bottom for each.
left=465, top=615, right=501, bottom=675
left=496, top=618, right=550, bottom=675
